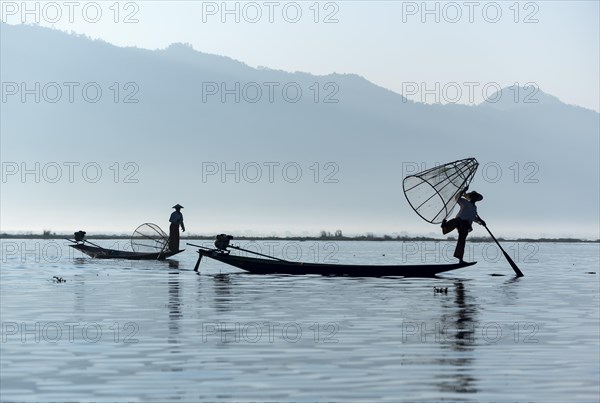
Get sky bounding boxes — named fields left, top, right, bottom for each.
left=1, top=0, right=599, bottom=111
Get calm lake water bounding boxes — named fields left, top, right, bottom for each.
left=1, top=239, right=598, bottom=402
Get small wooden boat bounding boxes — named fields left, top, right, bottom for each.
left=192, top=243, right=476, bottom=277
left=67, top=224, right=183, bottom=261
left=69, top=243, right=183, bottom=260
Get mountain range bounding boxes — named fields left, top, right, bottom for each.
left=1, top=23, right=598, bottom=238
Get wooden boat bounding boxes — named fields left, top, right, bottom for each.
left=69, top=243, right=183, bottom=260
left=194, top=248, right=476, bottom=277
left=67, top=224, right=183, bottom=261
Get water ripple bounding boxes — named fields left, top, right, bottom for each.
left=1, top=240, right=598, bottom=401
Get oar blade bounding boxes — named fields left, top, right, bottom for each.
left=482, top=223, right=525, bottom=277
left=502, top=250, right=524, bottom=277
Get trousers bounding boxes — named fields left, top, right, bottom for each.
left=442, top=218, right=472, bottom=260
left=169, top=222, right=180, bottom=252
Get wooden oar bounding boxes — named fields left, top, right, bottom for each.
left=480, top=222, right=524, bottom=277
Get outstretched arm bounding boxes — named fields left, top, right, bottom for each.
left=475, top=214, right=486, bottom=226
left=454, top=186, right=469, bottom=202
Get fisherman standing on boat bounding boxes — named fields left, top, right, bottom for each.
left=169, top=204, right=185, bottom=251
left=441, top=189, right=485, bottom=263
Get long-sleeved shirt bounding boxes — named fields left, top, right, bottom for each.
left=169, top=211, right=184, bottom=225
left=456, top=197, right=478, bottom=223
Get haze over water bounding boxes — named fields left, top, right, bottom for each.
left=1, top=240, right=598, bottom=401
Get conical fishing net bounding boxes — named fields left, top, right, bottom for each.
left=131, top=223, right=169, bottom=253
left=403, top=158, right=479, bottom=224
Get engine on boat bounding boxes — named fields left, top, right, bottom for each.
left=215, top=234, right=233, bottom=250
left=74, top=231, right=86, bottom=243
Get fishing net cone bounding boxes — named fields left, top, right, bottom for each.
left=131, top=223, right=169, bottom=253
left=403, top=158, right=479, bottom=224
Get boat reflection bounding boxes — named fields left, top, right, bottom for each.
left=212, top=273, right=232, bottom=313
left=167, top=262, right=182, bottom=345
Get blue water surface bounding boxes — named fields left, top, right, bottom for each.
left=1, top=239, right=598, bottom=402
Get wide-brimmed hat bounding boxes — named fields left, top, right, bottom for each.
left=466, top=191, right=483, bottom=202
left=172, top=204, right=184, bottom=209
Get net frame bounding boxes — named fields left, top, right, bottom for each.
left=403, top=158, right=479, bottom=224
left=131, top=223, right=169, bottom=253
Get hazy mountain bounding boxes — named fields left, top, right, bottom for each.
left=1, top=23, right=598, bottom=238
left=479, top=86, right=566, bottom=110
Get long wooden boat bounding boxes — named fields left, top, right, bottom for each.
left=195, top=249, right=476, bottom=277
left=70, top=243, right=183, bottom=260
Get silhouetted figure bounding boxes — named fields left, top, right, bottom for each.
left=441, top=190, right=485, bottom=263
left=169, top=204, right=185, bottom=251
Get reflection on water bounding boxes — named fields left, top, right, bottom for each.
left=212, top=273, right=232, bottom=313
left=167, top=265, right=182, bottom=342
left=167, top=263, right=184, bottom=375
left=436, top=281, right=479, bottom=394
left=451, top=281, right=479, bottom=351
left=0, top=240, right=598, bottom=401
left=72, top=257, right=88, bottom=266
left=497, top=276, right=524, bottom=304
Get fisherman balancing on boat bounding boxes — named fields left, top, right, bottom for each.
left=441, top=188, right=485, bottom=263
left=169, top=204, right=185, bottom=251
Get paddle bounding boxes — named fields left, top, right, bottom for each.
left=479, top=219, right=524, bottom=277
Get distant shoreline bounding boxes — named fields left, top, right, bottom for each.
left=1, top=233, right=598, bottom=243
